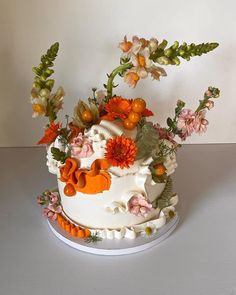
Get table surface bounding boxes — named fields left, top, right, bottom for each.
left=0, top=145, right=236, bottom=295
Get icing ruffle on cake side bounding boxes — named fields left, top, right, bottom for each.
left=61, top=194, right=178, bottom=240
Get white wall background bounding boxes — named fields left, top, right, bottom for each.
left=0, top=0, right=235, bottom=146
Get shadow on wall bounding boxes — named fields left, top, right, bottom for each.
left=173, top=144, right=236, bottom=225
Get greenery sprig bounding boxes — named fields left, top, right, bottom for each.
left=84, top=232, right=102, bottom=243
left=196, top=86, right=220, bottom=112
left=104, top=39, right=218, bottom=101
left=32, top=42, right=59, bottom=91
left=150, top=41, right=219, bottom=65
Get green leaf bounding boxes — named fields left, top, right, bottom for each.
left=152, top=177, right=173, bottom=209
left=51, top=147, right=67, bottom=164
left=135, top=121, right=159, bottom=160
left=167, top=117, right=173, bottom=127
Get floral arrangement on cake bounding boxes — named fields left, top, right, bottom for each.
left=30, top=36, right=220, bottom=242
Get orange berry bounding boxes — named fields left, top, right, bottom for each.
left=82, top=110, right=93, bottom=122
left=84, top=228, right=91, bottom=238
left=128, top=111, right=141, bottom=123
left=123, top=118, right=136, bottom=130
left=65, top=224, right=71, bottom=232
left=77, top=229, right=85, bottom=239
left=131, top=98, right=146, bottom=113
left=64, top=183, right=76, bottom=197
left=153, top=163, right=166, bottom=176
left=70, top=227, right=78, bottom=237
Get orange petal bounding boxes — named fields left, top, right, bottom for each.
left=91, top=159, right=110, bottom=171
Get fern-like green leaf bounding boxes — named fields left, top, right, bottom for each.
left=152, top=177, right=173, bottom=209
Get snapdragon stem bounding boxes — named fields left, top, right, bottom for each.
left=105, top=62, right=132, bottom=102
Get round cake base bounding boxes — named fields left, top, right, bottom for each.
left=47, top=213, right=180, bottom=256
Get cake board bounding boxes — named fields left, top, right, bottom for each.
left=47, top=213, right=180, bottom=256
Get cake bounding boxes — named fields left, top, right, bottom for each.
left=31, top=36, right=220, bottom=242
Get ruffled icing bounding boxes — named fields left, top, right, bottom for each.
left=76, top=195, right=178, bottom=240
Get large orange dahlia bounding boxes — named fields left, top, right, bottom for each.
left=104, top=96, right=132, bottom=120
left=105, top=136, right=137, bottom=169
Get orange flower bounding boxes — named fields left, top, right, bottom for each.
left=105, top=136, right=137, bottom=169
left=105, top=96, right=132, bottom=120
left=37, top=122, right=61, bottom=145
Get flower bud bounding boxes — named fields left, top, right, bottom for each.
left=205, top=100, right=214, bottom=110
left=149, top=38, right=158, bottom=52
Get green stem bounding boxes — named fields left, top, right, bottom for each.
left=105, top=62, right=132, bottom=101
left=195, top=97, right=208, bottom=113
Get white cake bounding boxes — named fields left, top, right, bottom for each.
left=47, top=120, right=178, bottom=239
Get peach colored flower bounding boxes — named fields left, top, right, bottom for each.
left=50, top=87, right=65, bottom=114
left=128, top=194, right=153, bottom=217
left=119, top=35, right=133, bottom=53
left=105, top=136, right=137, bottom=169
left=124, top=71, right=140, bottom=88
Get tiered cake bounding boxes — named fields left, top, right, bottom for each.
left=31, top=36, right=220, bottom=242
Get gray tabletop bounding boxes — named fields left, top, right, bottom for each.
left=0, top=145, right=236, bottom=295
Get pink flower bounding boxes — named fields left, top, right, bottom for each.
left=48, top=204, right=62, bottom=213
left=128, top=194, right=153, bottom=217
left=154, top=124, right=176, bottom=144
left=37, top=195, right=45, bottom=205
left=194, top=111, right=209, bottom=133
left=50, top=192, right=59, bottom=204
left=70, top=133, right=94, bottom=159
left=177, top=109, right=198, bottom=140
left=43, top=208, right=58, bottom=221
left=205, top=90, right=212, bottom=97
left=205, top=100, right=214, bottom=110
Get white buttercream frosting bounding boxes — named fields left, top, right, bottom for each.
left=46, top=137, right=67, bottom=174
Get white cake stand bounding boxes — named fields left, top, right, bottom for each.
left=47, top=213, right=180, bottom=256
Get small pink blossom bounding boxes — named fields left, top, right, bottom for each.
left=71, top=133, right=94, bottom=159
left=154, top=124, right=176, bottom=144
left=43, top=208, right=58, bottom=221
left=205, top=100, right=214, bottom=110
left=128, top=194, right=153, bottom=217
left=177, top=109, right=198, bottom=140
left=205, top=90, right=212, bottom=97
left=37, top=195, right=45, bottom=205
left=48, top=204, right=62, bottom=213
left=194, top=111, right=209, bottom=133
left=50, top=192, right=59, bottom=204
